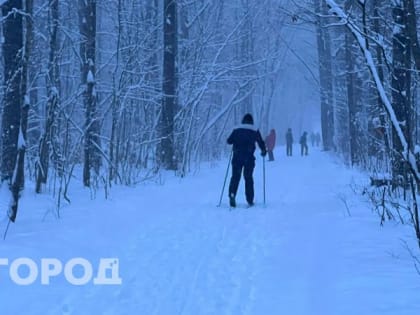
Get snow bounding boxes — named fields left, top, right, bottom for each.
left=372, top=117, right=381, bottom=128
left=51, top=86, right=59, bottom=97
left=17, top=127, right=26, bottom=149
left=1, top=148, right=420, bottom=314
left=87, top=70, right=95, bottom=84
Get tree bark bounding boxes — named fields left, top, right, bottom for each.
left=1, top=0, right=24, bottom=183
left=391, top=1, right=412, bottom=177
left=404, top=0, right=420, bottom=71
left=36, top=0, right=61, bottom=193
left=315, top=0, right=335, bottom=151
left=79, top=0, right=100, bottom=186
left=159, top=0, right=178, bottom=170
left=1, top=0, right=29, bottom=222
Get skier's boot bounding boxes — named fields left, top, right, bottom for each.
left=229, top=193, right=236, bottom=208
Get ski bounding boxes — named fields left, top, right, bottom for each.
left=219, top=203, right=265, bottom=210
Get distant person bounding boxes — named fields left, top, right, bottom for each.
left=300, top=131, right=309, bottom=156
left=286, top=128, right=293, bottom=156
left=227, top=113, right=267, bottom=208
left=265, top=129, right=276, bottom=161
left=310, top=132, right=316, bottom=147
left=315, top=132, right=321, bottom=147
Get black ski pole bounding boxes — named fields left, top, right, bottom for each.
left=3, top=219, right=11, bottom=240
left=218, top=150, right=233, bottom=207
left=263, top=155, right=266, bottom=205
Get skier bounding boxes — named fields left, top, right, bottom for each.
left=300, top=131, right=309, bottom=156
left=227, top=113, right=266, bottom=208
left=265, top=129, right=276, bottom=161
left=286, top=128, right=293, bottom=156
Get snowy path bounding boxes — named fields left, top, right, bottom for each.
left=2, top=148, right=420, bottom=315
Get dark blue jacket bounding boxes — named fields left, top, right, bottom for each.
left=227, top=124, right=266, bottom=162
left=286, top=130, right=293, bottom=144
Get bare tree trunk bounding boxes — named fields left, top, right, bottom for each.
left=1, top=0, right=31, bottom=222
left=1, top=0, right=24, bottom=222
left=36, top=0, right=60, bottom=193
left=392, top=1, right=412, bottom=178
left=79, top=0, right=100, bottom=187
left=159, top=0, right=178, bottom=170
left=315, top=0, right=335, bottom=151
left=404, top=0, right=420, bottom=71
left=108, top=0, right=122, bottom=185
left=18, top=0, right=33, bottom=188
left=241, top=0, right=253, bottom=114
left=345, top=23, right=357, bottom=165
left=369, top=0, right=390, bottom=158
left=1, top=0, right=23, bottom=182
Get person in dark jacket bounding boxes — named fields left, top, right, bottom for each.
left=286, top=128, right=293, bottom=156
left=300, top=131, right=308, bottom=156
left=227, top=113, right=266, bottom=207
left=265, top=129, right=276, bottom=161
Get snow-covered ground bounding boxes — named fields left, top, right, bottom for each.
left=1, top=147, right=420, bottom=315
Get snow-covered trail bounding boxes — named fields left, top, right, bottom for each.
left=2, top=147, right=420, bottom=315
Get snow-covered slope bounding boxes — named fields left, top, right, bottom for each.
left=1, top=147, right=419, bottom=315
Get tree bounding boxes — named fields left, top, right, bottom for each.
left=314, top=0, right=335, bottom=151
left=344, top=0, right=363, bottom=166
left=1, top=0, right=27, bottom=222
left=159, top=0, right=178, bottom=170
left=404, top=0, right=420, bottom=71
left=391, top=0, right=412, bottom=177
left=238, top=0, right=254, bottom=114
left=36, top=0, right=61, bottom=193
left=79, top=0, right=101, bottom=187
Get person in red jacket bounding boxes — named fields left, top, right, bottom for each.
left=265, top=129, right=276, bottom=161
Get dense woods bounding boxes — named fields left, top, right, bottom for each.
left=311, top=0, right=420, bottom=247
left=0, top=0, right=289, bottom=221
left=1, top=0, right=420, bottom=250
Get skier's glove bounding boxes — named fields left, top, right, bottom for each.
left=261, top=150, right=267, bottom=157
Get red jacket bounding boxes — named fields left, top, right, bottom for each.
left=265, top=129, right=276, bottom=151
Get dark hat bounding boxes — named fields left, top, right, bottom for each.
left=242, top=113, right=254, bottom=125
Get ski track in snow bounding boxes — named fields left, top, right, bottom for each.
left=2, top=147, right=420, bottom=315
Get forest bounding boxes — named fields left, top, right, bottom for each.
left=1, top=0, right=420, bottom=250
